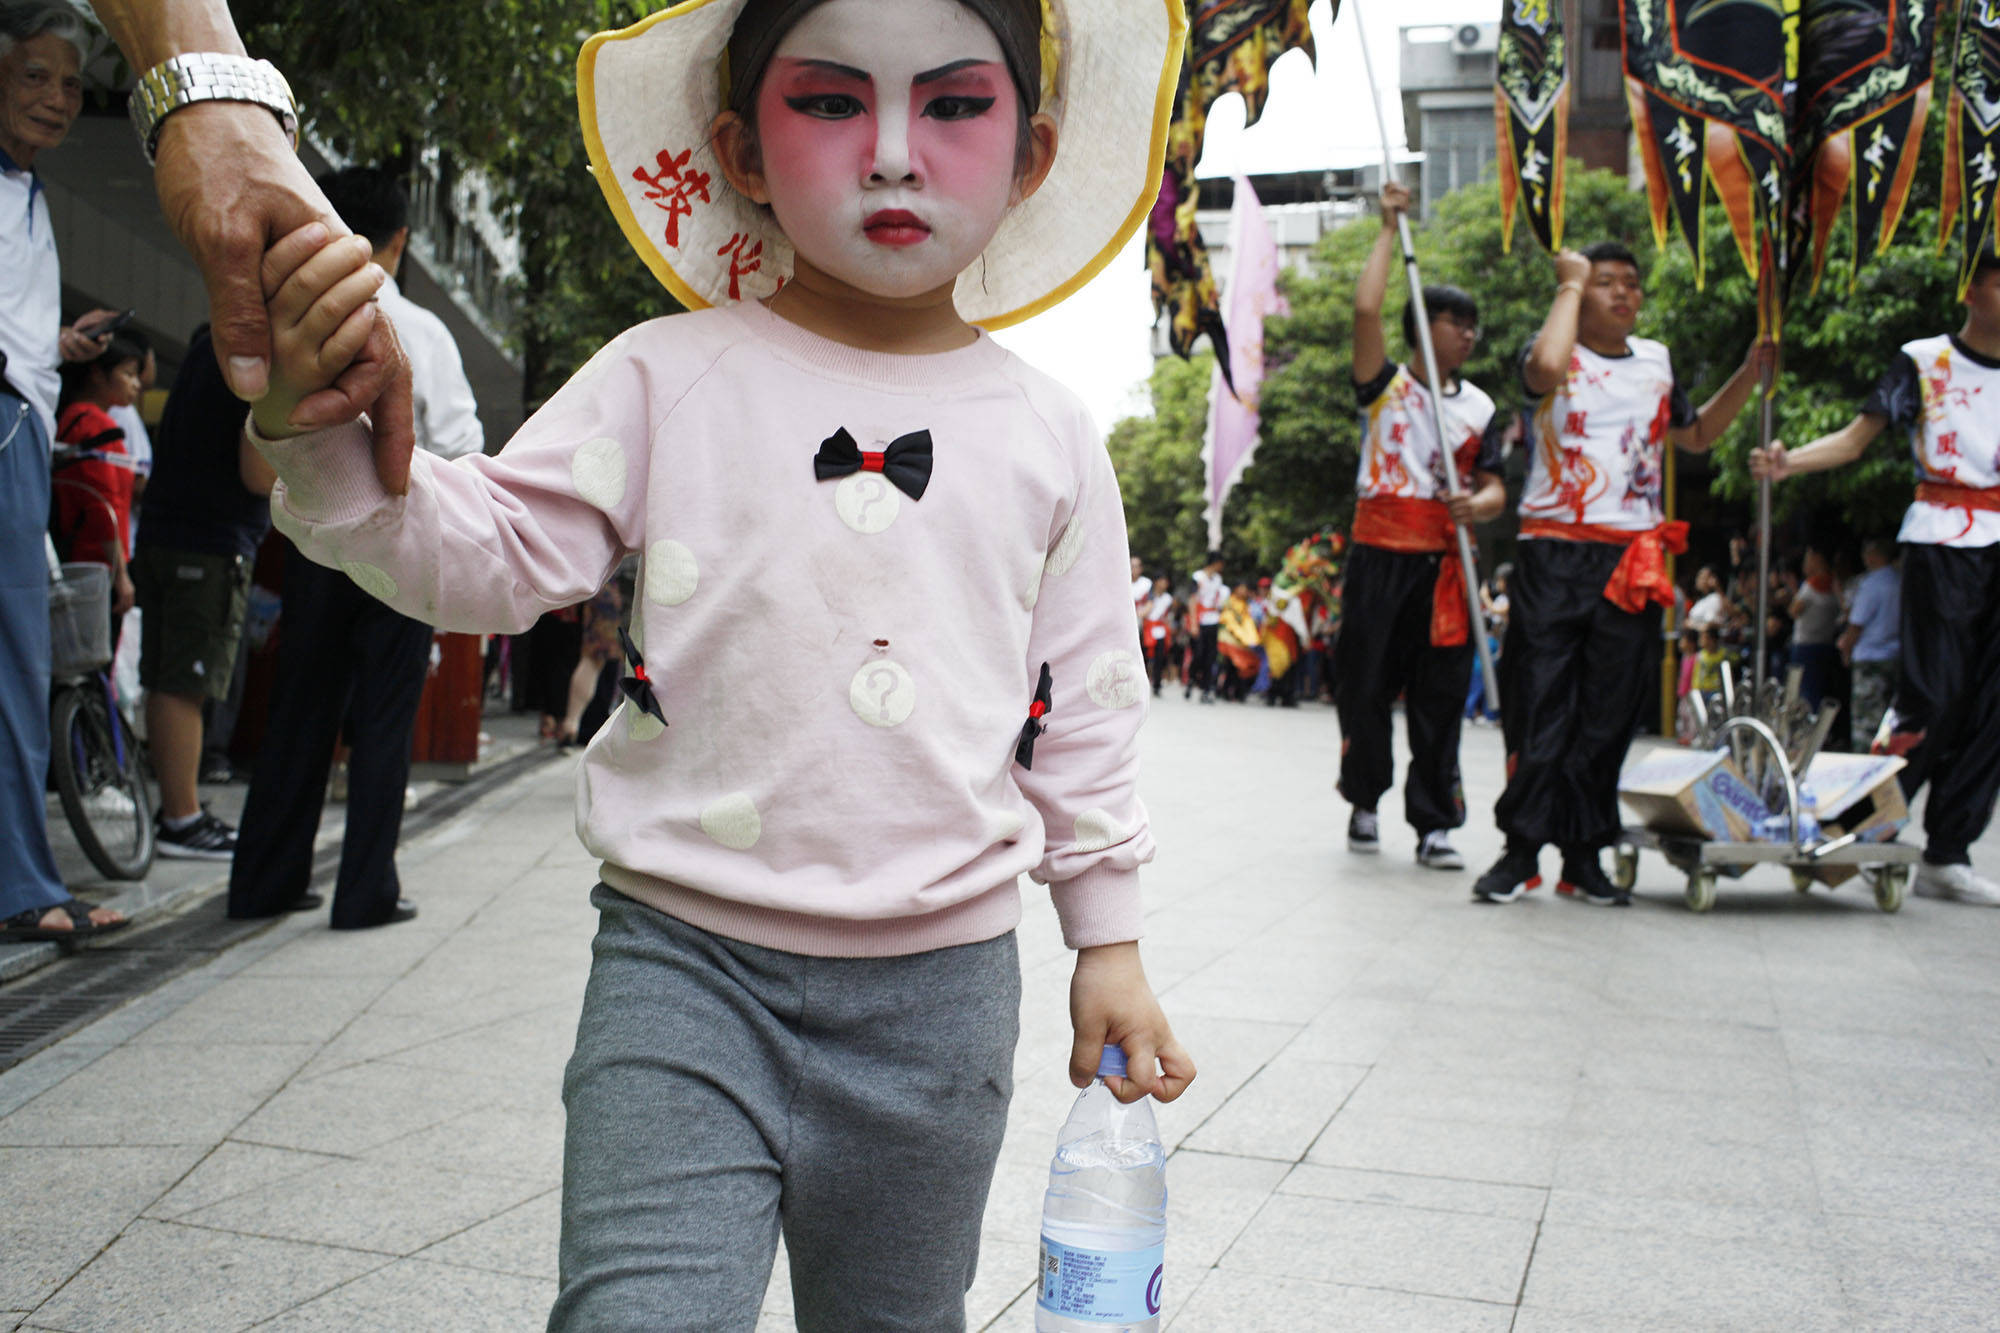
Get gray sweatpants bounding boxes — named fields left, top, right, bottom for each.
left=550, top=885, right=1021, bottom=1332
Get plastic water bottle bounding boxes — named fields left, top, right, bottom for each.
left=1035, top=1045, right=1168, bottom=1331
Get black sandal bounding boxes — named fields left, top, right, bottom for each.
left=1, top=902, right=99, bottom=942
left=61, top=897, right=129, bottom=935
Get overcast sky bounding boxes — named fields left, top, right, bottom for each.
left=991, top=0, right=1496, bottom=430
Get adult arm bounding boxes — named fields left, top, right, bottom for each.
left=1752, top=413, right=1888, bottom=480
left=1670, top=341, right=1778, bottom=453
left=1521, top=250, right=1591, bottom=396
left=87, top=0, right=416, bottom=491
left=1446, top=466, right=1507, bottom=526
left=1351, top=183, right=1408, bottom=389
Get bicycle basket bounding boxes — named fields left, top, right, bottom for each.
left=50, top=562, right=112, bottom=676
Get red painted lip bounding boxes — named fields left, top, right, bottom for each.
left=864, top=210, right=930, bottom=246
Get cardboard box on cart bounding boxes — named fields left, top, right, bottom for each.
left=1798, top=752, right=1909, bottom=885
left=1617, top=748, right=1772, bottom=842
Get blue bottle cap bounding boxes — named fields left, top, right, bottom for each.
left=1096, top=1044, right=1128, bottom=1078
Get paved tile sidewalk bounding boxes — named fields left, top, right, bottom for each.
left=3, top=695, right=1997, bottom=1331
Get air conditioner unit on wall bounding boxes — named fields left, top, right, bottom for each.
left=1453, top=23, right=1499, bottom=55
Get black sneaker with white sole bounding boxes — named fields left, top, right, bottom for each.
left=1347, top=809, right=1381, bottom=854
left=1558, top=854, right=1630, bottom=906
left=1415, top=831, right=1465, bottom=870
left=155, top=809, right=238, bottom=860
left=1472, top=847, right=1541, bottom=903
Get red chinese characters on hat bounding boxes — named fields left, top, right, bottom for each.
left=717, top=232, right=763, bottom=300
left=633, top=148, right=711, bottom=249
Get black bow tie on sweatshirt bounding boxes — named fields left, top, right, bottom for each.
left=813, top=428, right=934, bottom=501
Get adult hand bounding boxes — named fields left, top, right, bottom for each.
left=1749, top=441, right=1791, bottom=481
left=1379, top=180, right=1411, bottom=228
left=1446, top=492, right=1479, bottom=526
left=1554, top=248, right=1591, bottom=288
left=58, top=308, right=124, bottom=362
left=1746, top=338, right=1780, bottom=384
left=112, top=572, right=135, bottom=619
left=152, top=102, right=415, bottom=491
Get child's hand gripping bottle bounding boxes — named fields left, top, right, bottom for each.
left=1035, top=1045, right=1168, bottom=1331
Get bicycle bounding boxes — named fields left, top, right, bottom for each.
left=48, top=476, right=155, bottom=880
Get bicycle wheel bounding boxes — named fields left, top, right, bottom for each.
left=51, top=684, right=155, bottom=880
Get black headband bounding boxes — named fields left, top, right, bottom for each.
left=726, top=0, right=1043, bottom=116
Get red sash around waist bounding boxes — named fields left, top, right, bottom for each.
left=1519, top=517, right=1690, bottom=614
left=1353, top=496, right=1467, bottom=647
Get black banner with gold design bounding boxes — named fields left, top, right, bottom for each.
left=1496, top=0, right=1569, bottom=251
left=1942, top=0, right=2000, bottom=295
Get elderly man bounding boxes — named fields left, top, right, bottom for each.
left=0, top=2, right=126, bottom=942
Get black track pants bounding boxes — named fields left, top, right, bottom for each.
left=1891, top=543, right=2000, bottom=864
left=1493, top=539, right=1659, bottom=853
left=1334, top=543, right=1471, bottom=834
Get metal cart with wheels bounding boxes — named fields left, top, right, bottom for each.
left=1617, top=712, right=1918, bottom=913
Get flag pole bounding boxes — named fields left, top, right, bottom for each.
left=1351, top=0, right=1502, bottom=710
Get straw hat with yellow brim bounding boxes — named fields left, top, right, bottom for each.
left=577, top=0, right=1187, bottom=330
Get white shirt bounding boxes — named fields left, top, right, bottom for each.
left=1871, top=334, right=2000, bottom=548
left=1518, top=337, right=1692, bottom=533
left=109, top=403, right=152, bottom=476
left=379, top=275, right=484, bottom=461
left=1352, top=363, right=1497, bottom=503
left=0, top=154, right=61, bottom=442
left=1686, top=591, right=1725, bottom=629
left=1130, top=574, right=1151, bottom=612
left=1191, top=569, right=1226, bottom=626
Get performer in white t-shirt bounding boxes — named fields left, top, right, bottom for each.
left=1754, top=252, right=2000, bottom=906
left=1474, top=242, right=1771, bottom=906
left=1338, top=181, right=1506, bottom=870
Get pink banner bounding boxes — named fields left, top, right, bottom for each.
left=1202, top=175, right=1287, bottom=547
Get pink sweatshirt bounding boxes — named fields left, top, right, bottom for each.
left=252, top=301, right=1154, bottom=956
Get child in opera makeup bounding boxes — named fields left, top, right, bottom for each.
left=242, top=0, right=1194, bottom=1327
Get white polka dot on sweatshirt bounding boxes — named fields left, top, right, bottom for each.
left=700, top=793, right=762, bottom=850
left=645, top=539, right=698, bottom=605
left=1071, top=809, right=1122, bottom=853
left=340, top=561, right=398, bottom=602
left=627, top=708, right=666, bottom=743
left=571, top=438, right=626, bottom=510
left=1086, top=650, right=1146, bottom=710
left=849, top=660, right=916, bottom=727
left=1044, top=516, right=1086, bottom=576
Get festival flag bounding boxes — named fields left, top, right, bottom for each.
left=1622, top=0, right=1792, bottom=333
left=1201, top=175, right=1289, bottom=547
left=1941, top=0, right=2000, bottom=296
left=1149, top=1, right=1318, bottom=377
left=1495, top=0, right=1570, bottom=252
left=1792, top=0, right=1936, bottom=294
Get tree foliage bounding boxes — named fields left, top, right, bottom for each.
left=234, top=0, right=681, bottom=406
left=1119, top=95, right=1967, bottom=573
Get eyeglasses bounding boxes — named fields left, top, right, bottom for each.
left=1437, top=316, right=1481, bottom=342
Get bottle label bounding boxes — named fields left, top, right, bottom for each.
left=1037, top=1235, right=1164, bottom=1323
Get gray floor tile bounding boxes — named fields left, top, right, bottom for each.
left=363, top=1104, right=564, bottom=1186
left=1180, top=1059, right=1368, bottom=1161
left=123, top=975, right=394, bottom=1048
left=0, top=1044, right=314, bottom=1147
left=1521, top=1223, right=1847, bottom=1324
left=255, top=1257, right=555, bottom=1331
left=27, top=1218, right=385, bottom=1333
left=1278, top=1163, right=1546, bottom=1220
left=1219, top=1192, right=1536, bottom=1304
left=1552, top=1130, right=1822, bottom=1211
left=175, top=1156, right=547, bottom=1255
left=0, top=1146, right=205, bottom=1309
left=1306, top=1112, right=1563, bottom=1187
left=1174, top=1266, right=1514, bottom=1331
left=414, top=1189, right=559, bottom=1279
left=145, top=1142, right=349, bottom=1220
left=230, top=1060, right=518, bottom=1156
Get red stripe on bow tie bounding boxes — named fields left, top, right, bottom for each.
left=861, top=452, right=887, bottom=473
left=1028, top=701, right=1047, bottom=719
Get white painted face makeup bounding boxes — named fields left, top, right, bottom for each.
left=752, top=0, right=1024, bottom=301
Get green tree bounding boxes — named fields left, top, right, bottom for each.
left=234, top=1, right=681, bottom=407
left=1107, top=353, right=1214, bottom=577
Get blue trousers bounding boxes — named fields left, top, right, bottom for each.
left=0, top=397, right=67, bottom=918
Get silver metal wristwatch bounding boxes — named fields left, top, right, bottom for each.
left=128, top=53, right=300, bottom=165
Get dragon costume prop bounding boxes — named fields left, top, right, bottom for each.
left=1496, top=0, right=1570, bottom=252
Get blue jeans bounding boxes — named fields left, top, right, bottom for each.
left=0, top=396, right=67, bottom=918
